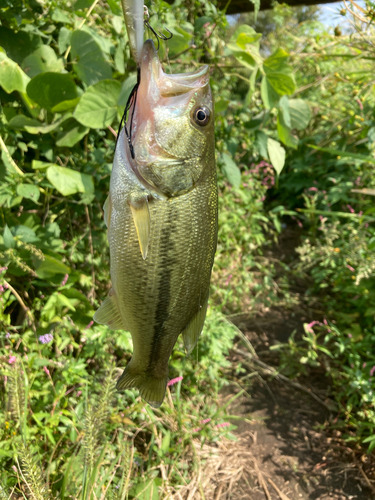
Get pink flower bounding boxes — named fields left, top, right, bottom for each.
left=224, top=274, right=233, bottom=286
left=370, top=366, right=375, bottom=377
left=8, top=356, right=16, bottom=365
left=323, top=319, right=328, bottom=326
left=347, top=204, right=355, bottom=213
left=192, top=427, right=202, bottom=433
left=355, top=176, right=361, bottom=186
left=167, top=376, right=183, bottom=387
left=0, top=266, right=8, bottom=274
left=216, top=422, right=230, bottom=429
left=201, top=418, right=211, bottom=424
left=358, top=211, right=363, bottom=217
left=85, top=320, right=94, bottom=329
left=346, top=265, right=355, bottom=272
left=76, top=391, right=82, bottom=397
left=43, top=366, right=50, bottom=376
left=363, top=362, right=367, bottom=369
left=12, top=465, right=17, bottom=473
left=348, top=334, right=353, bottom=338
left=0, top=285, right=4, bottom=293
left=60, top=274, right=69, bottom=286
left=308, top=187, right=318, bottom=192
left=305, top=321, right=318, bottom=333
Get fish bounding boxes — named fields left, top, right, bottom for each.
left=93, top=39, right=218, bottom=408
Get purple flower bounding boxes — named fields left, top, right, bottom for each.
left=39, top=333, right=53, bottom=344
left=5, top=332, right=10, bottom=338
left=216, top=422, right=230, bottom=429
left=60, top=274, right=69, bottom=286
left=167, top=376, right=183, bottom=387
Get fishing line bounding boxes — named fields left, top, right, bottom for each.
left=116, top=12, right=173, bottom=160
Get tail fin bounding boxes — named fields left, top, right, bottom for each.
left=116, top=367, right=167, bottom=408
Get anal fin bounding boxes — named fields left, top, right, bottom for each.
left=182, top=293, right=209, bottom=355
left=129, top=197, right=150, bottom=260
left=93, top=289, right=124, bottom=330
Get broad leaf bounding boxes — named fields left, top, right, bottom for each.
left=263, top=48, right=290, bottom=73
left=27, top=73, right=77, bottom=112
left=0, top=27, right=41, bottom=65
left=260, top=76, right=280, bottom=109
left=279, top=95, right=291, bottom=128
left=3, top=225, right=15, bottom=249
left=46, top=166, right=94, bottom=196
left=71, top=30, right=112, bottom=85
left=289, top=99, right=311, bottom=130
left=56, top=119, right=89, bottom=147
left=34, top=254, right=71, bottom=278
left=277, top=115, right=298, bottom=149
left=266, top=73, right=295, bottom=96
left=0, top=52, right=30, bottom=94
left=255, top=131, right=269, bottom=158
left=221, top=153, right=241, bottom=188
left=74, top=79, right=121, bottom=129
left=16, top=184, right=40, bottom=202
left=267, top=138, right=286, bottom=175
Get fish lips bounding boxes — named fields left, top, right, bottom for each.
left=139, top=39, right=210, bottom=99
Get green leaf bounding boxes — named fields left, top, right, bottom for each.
left=27, top=73, right=77, bottom=112
left=230, top=25, right=261, bottom=47
left=221, top=153, right=241, bottom=188
left=71, top=30, right=112, bottom=85
left=107, top=0, right=122, bottom=15
left=34, top=254, right=70, bottom=278
left=117, top=74, right=137, bottom=106
left=130, top=480, right=159, bottom=500
left=289, top=99, right=311, bottom=130
left=255, top=131, right=269, bottom=158
left=266, top=73, right=295, bottom=96
left=0, top=27, right=41, bottom=65
left=16, top=184, right=40, bottom=203
left=74, top=79, right=121, bottom=129
left=32, top=160, right=58, bottom=170
left=52, top=9, right=72, bottom=24
left=46, top=166, right=94, bottom=196
left=277, top=114, right=298, bottom=149
left=267, top=138, right=285, bottom=175
left=260, top=76, right=280, bottom=109
left=8, top=115, right=42, bottom=130
left=0, top=52, right=30, bottom=94
left=167, top=26, right=192, bottom=57
left=21, top=54, right=46, bottom=79
left=51, top=97, right=80, bottom=113
left=263, top=48, right=290, bottom=73
left=13, top=225, right=38, bottom=243
left=58, top=27, right=71, bottom=55
left=56, top=119, right=89, bottom=147
left=32, top=45, right=64, bottom=73
left=307, top=145, right=375, bottom=164
left=3, top=225, right=15, bottom=249
left=279, top=95, right=291, bottom=128
left=74, top=0, right=92, bottom=9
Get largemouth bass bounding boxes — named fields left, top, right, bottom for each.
left=94, top=40, right=218, bottom=407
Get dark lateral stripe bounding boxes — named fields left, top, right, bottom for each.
left=147, top=207, right=176, bottom=374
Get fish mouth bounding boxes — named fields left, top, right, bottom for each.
left=141, top=39, right=209, bottom=97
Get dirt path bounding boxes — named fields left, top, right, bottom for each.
left=223, top=308, right=372, bottom=499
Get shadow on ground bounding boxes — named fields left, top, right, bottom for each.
left=223, top=307, right=373, bottom=500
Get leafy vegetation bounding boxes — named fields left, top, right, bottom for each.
left=1, top=0, right=375, bottom=497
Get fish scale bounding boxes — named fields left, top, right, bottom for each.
left=94, top=40, right=217, bottom=407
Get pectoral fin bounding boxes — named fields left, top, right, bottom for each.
left=129, top=198, right=150, bottom=260
left=103, top=194, right=112, bottom=229
left=182, top=293, right=209, bottom=355
left=93, top=289, right=126, bottom=331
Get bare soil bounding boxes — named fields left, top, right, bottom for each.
left=221, top=228, right=375, bottom=499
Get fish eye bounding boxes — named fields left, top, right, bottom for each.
left=192, top=106, right=210, bottom=126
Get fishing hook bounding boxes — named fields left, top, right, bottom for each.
left=144, top=5, right=173, bottom=52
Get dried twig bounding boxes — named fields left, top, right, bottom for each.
left=233, top=347, right=336, bottom=411
left=268, top=479, right=292, bottom=500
